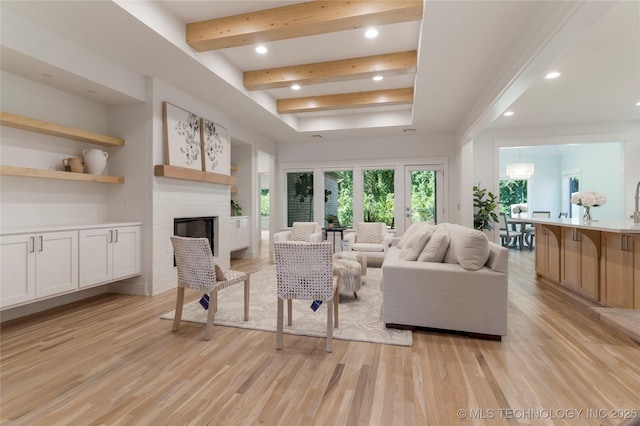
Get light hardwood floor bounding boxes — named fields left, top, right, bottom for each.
left=1, top=242, right=639, bottom=425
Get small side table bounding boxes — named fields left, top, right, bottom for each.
left=323, top=227, right=346, bottom=253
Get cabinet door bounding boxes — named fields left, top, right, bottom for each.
left=547, top=228, right=561, bottom=282
left=35, top=231, right=78, bottom=298
left=112, top=226, right=141, bottom=280
left=535, top=225, right=547, bottom=277
left=79, top=228, right=112, bottom=288
left=578, top=232, right=599, bottom=300
left=561, top=228, right=580, bottom=291
left=236, top=217, right=250, bottom=249
left=632, top=235, right=640, bottom=309
left=600, top=232, right=632, bottom=308
left=0, top=234, right=36, bottom=308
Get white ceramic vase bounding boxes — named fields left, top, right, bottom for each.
left=83, top=149, right=108, bottom=175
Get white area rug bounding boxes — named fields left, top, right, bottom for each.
left=161, top=265, right=412, bottom=346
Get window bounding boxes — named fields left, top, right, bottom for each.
left=324, top=170, right=353, bottom=228
left=286, top=171, right=314, bottom=226
left=363, top=169, right=394, bottom=227
left=499, top=179, right=528, bottom=215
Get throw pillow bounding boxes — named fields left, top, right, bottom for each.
left=398, top=225, right=434, bottom=261
left=456, top=228, right=490, bottom=271
left=417, top=227, right=450, bottom=262
left=356, top=223, right=382, bottom=244
left=215, top=263, right=227, bottom=281
left=397, top=221, right=430, bottom=249
left=290, top=222, right=317, bottom=242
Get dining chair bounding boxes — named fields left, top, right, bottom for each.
left=170, top=236, right=250, bottom=341
left=524, top=211, right=551, bottom=249
left=559, top=212, right=569, bottom=218
left=274, top=241, right=338, bottom=352
left=500, top=213, right=523, bottom=249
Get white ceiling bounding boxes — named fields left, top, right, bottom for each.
left=1, top=1, right=638, bottom=143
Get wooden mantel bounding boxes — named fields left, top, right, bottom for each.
left=154, top=165, right=237, bottom=186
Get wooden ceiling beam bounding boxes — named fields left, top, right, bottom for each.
left=186, top=1, right=424, bottom=52
left=244, top=51, right=417, bottom=90
left=277, top=87, right=414, bottom=114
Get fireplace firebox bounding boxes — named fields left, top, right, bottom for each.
left=173, top=216, right=216, bottom=264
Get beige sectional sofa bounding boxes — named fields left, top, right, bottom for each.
left=381, top=222, right=509, bottom=339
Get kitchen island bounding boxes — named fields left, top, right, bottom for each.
left=530, top=218, right=640, bottom=310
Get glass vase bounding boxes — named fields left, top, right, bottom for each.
left=583, top=206, right=592, bottom=221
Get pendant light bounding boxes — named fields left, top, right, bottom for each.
left=506, top=148, right=534, bottom=179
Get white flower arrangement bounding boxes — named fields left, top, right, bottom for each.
left=512, top=205, right=528, bottom=214
left=571, top=190, right=607, bottom=207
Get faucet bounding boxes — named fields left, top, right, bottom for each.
left=636, top=181, right=640, bottom=223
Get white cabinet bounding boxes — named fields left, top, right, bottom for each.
left=79, top=225, right=141, bottom=288
left=1, top=231, right=78, bottom=308
left=230, top=216, right=250, bottom=251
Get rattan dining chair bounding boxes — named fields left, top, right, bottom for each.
left=170, top=236, right=250, bottom=340
left=274, top=241, right=338, bottom=352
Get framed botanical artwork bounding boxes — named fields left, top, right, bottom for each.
left=200, top=118, right=230, bottom=175
left=163, top=102, right=201, bottom=170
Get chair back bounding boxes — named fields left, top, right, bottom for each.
left=558, top=212, right=568, bottom=218
left=532, top=211, right=551, bottom=218
left=170, top=236, right=216, bottom=290
left=499, top=213, right=509, bottom=232
left=274, top=242, right=333, bottom=301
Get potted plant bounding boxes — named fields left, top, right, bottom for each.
left=230, top=200, right=242, bottom=216
left=325, top=214, right=338, bottom=229
left=473, top=184, right=499, bottom=231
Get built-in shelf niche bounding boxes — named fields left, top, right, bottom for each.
left=0, top=111, right=125, bottom=184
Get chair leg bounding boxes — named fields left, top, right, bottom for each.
left=287, top=299, right=293, bottom=326
left=276, top=298, right=284, bottom=350
left=173, top=287, right=185, bottom=332
left=243, top=273, right=250, bottom=321
left=203, top=288, right=217, bottom=341
left=333, top=279, right=339, bottom=328
left=326, top=296, right=333, bottom=353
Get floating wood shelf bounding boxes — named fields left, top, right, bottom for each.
left=154, top=165, right=237, bottom=186
left=1, top=111, right=125, bottom=147
left=0, top=166, right=124, bottom=184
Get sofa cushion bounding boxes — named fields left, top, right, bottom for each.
left=356, top=223, right=382, bottom=244
left=351, top=242, right=384, bottom=253
left=398, top=225, right=434, bottom=261
left=417, top=227, right=450, bottom=262
left=290, top=222, right=317, bottom=242
left=444, top=224, right=490, bottom=271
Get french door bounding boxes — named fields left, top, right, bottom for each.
left=404, top=165, right=444, bottom=229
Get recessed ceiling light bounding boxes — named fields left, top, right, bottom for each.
left=365, top=28, right=378, bottom=38
left=373, top=75, right=383, bottom=81
left=291, top=84, right=301, bottom=90
left=255, top=46, right=268, bottom=54
left=636, top=101, right=640, bottom=106
left=545, top=71, right=561, bottom=79
left=503, top=111, right=515, bottom=117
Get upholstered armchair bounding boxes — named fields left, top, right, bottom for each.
left=274, top=222, right=323, bottom=243
left=343, top=222, right=394, bottom=266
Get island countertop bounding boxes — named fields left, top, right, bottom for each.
left=524, top=217, right=640, bottom=234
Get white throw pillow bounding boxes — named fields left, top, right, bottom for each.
left=397, top=221, right=431, bottom=249
left=398, top=225, right=434, bottom=261
left=456, top=227, right=490, bottom=271
left=356, top=223, right=382, bottom=244
left=290, top=222, right=317, bottom=242
left=417, top=227, right=450, bottom=262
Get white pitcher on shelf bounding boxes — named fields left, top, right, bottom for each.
left=83, top=149, right=108, bottom=175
